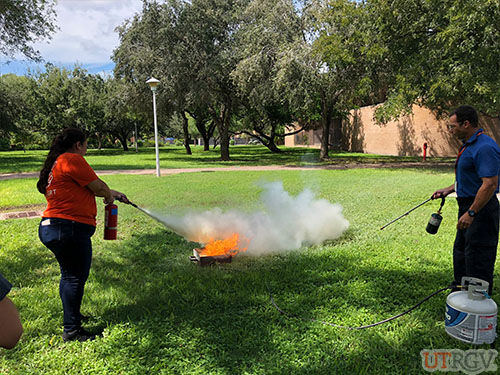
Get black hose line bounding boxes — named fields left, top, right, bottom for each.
left=266, top=282, right=453, bottom=330
left=210, top=266, right=454, bottom=329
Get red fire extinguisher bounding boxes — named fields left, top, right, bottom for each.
left=104, top=203, right=118, bottom=240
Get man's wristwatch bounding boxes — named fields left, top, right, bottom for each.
left=467, top=209, right=476, bottom=217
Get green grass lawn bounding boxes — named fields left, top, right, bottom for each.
left=0, top=145, right=452, bottom=174
left=1, top=168, right=491, bottom=374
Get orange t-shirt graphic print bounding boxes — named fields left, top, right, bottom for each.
left=42, top=153, right=99, bottom=226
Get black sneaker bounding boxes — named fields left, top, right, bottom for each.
left=62, top=328, right=96, bottom=342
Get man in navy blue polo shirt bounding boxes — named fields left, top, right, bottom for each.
left=432, top=105, right=500, bottom=295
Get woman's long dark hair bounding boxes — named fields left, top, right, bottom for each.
left=37, top=128, right=87, bottom=194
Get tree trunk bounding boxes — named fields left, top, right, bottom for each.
left=219, top=113, right=230, bottom=161
left=212, top=104, right=231, bottom=161
left=194, top=118, right=212, bottom=151
left=180, top=111, right=192, bottom=155
left=118, top=135, right=129, bottom=151
left=202, top=135, right=210, bottom=151
left=331, top=117, right=342, bottom=151
left=264, top=140, right=282, bottom=153
left=206, top=121, right=216, bottom=151
left=95, top=132, right=102, bottom=150
left=254, top=125, right=282, bottom=153
left=320, top=97, right=331, bottom=160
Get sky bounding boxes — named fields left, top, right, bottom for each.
left=0, top=0, right=144, bottom=76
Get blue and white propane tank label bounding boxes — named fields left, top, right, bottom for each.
left=445, top=303, right=496, bottom=344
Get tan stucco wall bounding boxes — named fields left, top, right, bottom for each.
left=285, top=104, right=500, bottom=157
left=344, top=104, right=457, bottom=157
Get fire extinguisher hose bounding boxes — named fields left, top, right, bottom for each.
left=266, top=282, right=455, bottom=330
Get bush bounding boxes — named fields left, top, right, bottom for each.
left=141, top=139, right=157, bottom=147
left=24, top=143, right=46, bottom=150
left=0, top=137, right=10, bottom=151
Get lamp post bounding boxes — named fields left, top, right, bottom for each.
left=146, top=77, right=160, bottom=177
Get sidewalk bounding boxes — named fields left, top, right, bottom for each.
left=0, top=162, right=455, bottom=221
left=0, top=166, right=312, bottom=181
left=0, top=162, right=453, bottom=181
left=0, top=210, right=43, bottom=221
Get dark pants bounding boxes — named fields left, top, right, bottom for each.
left=453, top=196, right=499, bottom=295
left=38, top=218, right=95, bottom=332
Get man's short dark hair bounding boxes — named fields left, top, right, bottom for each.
left=450, top=105, right=479, bottom=127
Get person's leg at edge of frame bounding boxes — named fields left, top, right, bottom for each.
left=0, top=297, right=23, bottom=349
left=462, top=197, right=499, bottom=296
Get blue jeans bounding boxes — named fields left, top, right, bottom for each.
left=38, top=218, right=95, bottom=332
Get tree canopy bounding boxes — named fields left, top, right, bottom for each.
left=0, top=0, right=57, bottom=60
left=370, top=0, right=500, bottom=121
left=2, top=0, right=500, bottom=153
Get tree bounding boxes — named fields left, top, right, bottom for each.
left=231, top=0, right=308, bottom=153
left=270, top=0, right=381, bottom=160
left=0, top=0, right=57, bottom=60
left=104, top=79, right=146, bottom=151
left=177, top=0, right=249, bottom=161
left=186, top=106, right=216, bottom=151
left=32, top=65, right=76, bottom=134
left=114, top=0, right=194, bottom=154
left=369, top=0, right=500, bottom=120
left=65, top=67, right=109, bottom=147
left=0, top=75, right=19, bottom=140
left=310, top=0, right=382, bottom=157
left=32, top=65, right=108, bottom=138
left=31, top=65, right=134, bottom=149
left=114, top=0, right=248, bottom=161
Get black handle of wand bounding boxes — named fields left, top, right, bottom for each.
left=118, top=197, right=138, bottom=209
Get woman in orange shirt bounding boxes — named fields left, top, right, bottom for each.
left=37, top=128, right=129, bottom=342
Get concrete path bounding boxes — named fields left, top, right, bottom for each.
left=0, top=210, right=43, bottom=221
left=0, top=162, right=453, bottom=181
left=0, top=162, right=454, bottom=221
left=0, top=166, right=303, bottom=180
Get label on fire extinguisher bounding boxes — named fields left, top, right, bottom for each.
left=105, top=208, right=118, bottom=227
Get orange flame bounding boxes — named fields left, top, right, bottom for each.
left=200, top=233, right=248, bottom=257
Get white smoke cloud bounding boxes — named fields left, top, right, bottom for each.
left=150, top=181, right=349, bottom=255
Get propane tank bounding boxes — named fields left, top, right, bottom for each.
left=426, top=197, right=445, bottom=234
left=445, top=277, right=497, bottom=345
left=104, top=203, right=118, bottom=240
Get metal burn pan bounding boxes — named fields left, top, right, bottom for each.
left=189, top=248, right=232, bottom=266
